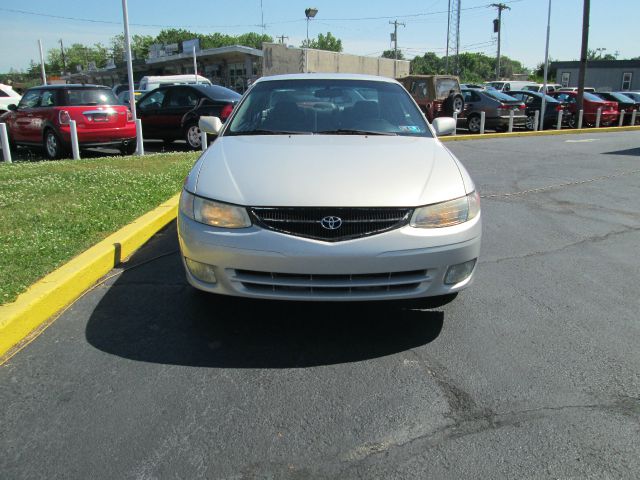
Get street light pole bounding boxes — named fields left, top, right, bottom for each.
left=121, top=0, right=141, bottom=154
left=540, top=0, right=552, bottom=131
left=38, top=39, right=47, bottom=85
left=304, top=8, right=318, bottom=73
left=491, top=3, right=511, bottom=79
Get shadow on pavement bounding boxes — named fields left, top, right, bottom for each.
left=603, top=147, right=640, bottom=156
left=85, top=223, right=445, bottom=368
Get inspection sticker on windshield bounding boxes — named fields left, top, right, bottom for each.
left=399, top=126, right=421, bottom=133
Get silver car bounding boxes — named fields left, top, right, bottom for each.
left=178, top=74, right=481, bottom=303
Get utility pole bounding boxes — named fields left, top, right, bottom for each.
left=491, top=3, right=510, bottom=79
left=576, top=0, right=590, bottom=111
left=445, top=0, right=461, bottom=75
left=59, top=39, right=67, bottom=76
left=540, top=0, right=552, bottom=131
left=277, top=34, right=289, bottom=44
left=37, top=40, right=47, bottom=85
left=389, top=19, right=405, bottom=78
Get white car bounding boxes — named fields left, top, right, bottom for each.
left=178, top=73, right=481, bottom=303
left=0, top=84, right=21, bottom=113
left=138, top=75, right=212, bottom=91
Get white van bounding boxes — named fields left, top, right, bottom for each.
left=138, top=75, right=212, bottom=92
left=521, top=84, right=563, bottom=93
left=484, top=80, right=539, bottom=92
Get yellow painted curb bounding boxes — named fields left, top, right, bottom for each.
left=441, top=125, right=640, bottom=142
left=0, top=193, right=181, bottom=359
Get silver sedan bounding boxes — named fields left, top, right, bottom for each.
left=178, top=73, right=481, bottom=303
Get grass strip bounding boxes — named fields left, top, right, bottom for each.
left=0, top=152, right=198, bottom=305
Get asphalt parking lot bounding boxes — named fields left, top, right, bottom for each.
left=1, top=131, right=639, bottom=479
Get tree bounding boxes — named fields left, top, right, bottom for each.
left=301, top=32, right=343, bottom=52
left=410, top=52, right=444, bottom=75
left=381, top=49, right=404, bottom=60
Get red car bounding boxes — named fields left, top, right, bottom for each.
left=550, top=91, right=618, bottom=127
left=1, top=84, right=137, bottom=159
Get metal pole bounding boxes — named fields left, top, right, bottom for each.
left=193, top=46, right=198, bottom=83
left=496, top=8, right=502, bottom=78
left=618, top=110, right=624, bottom=127
left=556, top=110, right=563, bottom=129
left=445, top=0, right=451, bottom=74
left=38, top=39, right=47, bottom=85
left=631, top=110, right=637, bottom=126
left=508, top=109, right=514, bottom=132
left=576, top=0, right=590, bottom=112
left=595, top=107, right=601, bottom=127
left=0, top=123, right=12, bottom=163
left=480, top=111, right=486, bottom=134
left=533, top=110, right=540, bottom=131
left=59, top=39, right=67, bottom=76
left=540, top=0, right=551, bottom=131
left=69, top=120, right=80, bottom=160
left=135, top=119, right=144, bottom=155
left=121, top=0, right=140, bottom=154
left=577, top=109, right=584, bottom=129
left=452, top=112, right=458, bottom=136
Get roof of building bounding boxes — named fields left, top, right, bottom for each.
left=551, top=59, right=640, bottom=69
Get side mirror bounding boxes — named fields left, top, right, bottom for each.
left=199, top=116, right=222, bottom=135
left=432, top=117, right=456, bottom=136
left=7, top=104, right=17, bottom=111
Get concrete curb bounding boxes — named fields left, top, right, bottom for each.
left=0, top=193, right=180, bottom=359
left=441, top=125, right=640, bottom=142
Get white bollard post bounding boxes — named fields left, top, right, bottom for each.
left=201, top=130, right=208, bottom=152
left=508, top=109, right=514, bottom=133
left=595, top=107, right=602, bottom=128
left=135, top=119, right=144, bottom=155
left=556, top=110, right=563, bottom=130
left=577, top=109, right=584, bottom=129
left=618, top=110, right=625, bottom=127
left=480, top=111, right=486, bottom=134
left=0, top=123, right=12, bottom=163
left=452, top=112, right=457, bottom=136
left=632, top=110, right=638, bottom=126
left=69, top=120, right=80, bottom=160
left=533, top=110, right=540, bottom=131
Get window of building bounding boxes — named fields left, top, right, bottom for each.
left=561, top=72, right=570, bottom=87
left=622, top=72, right=632, bottom=90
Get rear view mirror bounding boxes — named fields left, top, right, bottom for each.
left=432, top=117, right=457, bottom=136
left=7, top=104, right=17, bottom=111
left=199, top=116, right=223, bottom=135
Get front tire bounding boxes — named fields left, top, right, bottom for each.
left=43, top=129, right=66, bottom=160
left=184, top=123, right=202, bottom=150
left=467, top=114, right=481, bottom=134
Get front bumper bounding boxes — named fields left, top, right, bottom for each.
left=178, top=212, right=482, bottom=301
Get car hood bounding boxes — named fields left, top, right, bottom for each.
left=192, top=135, right=467, bottom=207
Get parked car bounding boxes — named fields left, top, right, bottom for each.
left=398, top=75, right=465, bottom=122
left=0, top=83, right=22, bottom=113
left=180, top=73, right=481, bottom=303
left=138, top=75, right=212, bottom=91
left=521, top=83, right=563, bottom=93
left=1, top=84, right=137, bottom=158
left=460, top=83, right=485, bottom=89
left=508, top=90, right=566, bottom=130
left=483, top=81, right=539, bottom=92
left=112, top=83, right=140, bottom=96
left=557, top=87, right=596, bottom=93
left=117, top=89, right=146, bottom=106
left=136, top=84, right=241, bottom=149
left=594, top=92, right=639, bottom=124
left=460, top=88, right=526, bottom=133
left=550, top=91, right=618, bottom=127
left=617, top=91, right=640, bottom=102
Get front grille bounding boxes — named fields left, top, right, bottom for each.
left=232, top=269, right=430, bottom=298
left=249, top=207, right=412, bottom=242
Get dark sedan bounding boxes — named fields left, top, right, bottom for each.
left=508, top=90, right=566, bottom=130
left=595, top=92, right=639, bottom=125
left=136, top=84, right=241, bottom=149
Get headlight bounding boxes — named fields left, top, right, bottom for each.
left=180, top=190, right=251, bottom=228
left=410, top=191, right=480, bottom=228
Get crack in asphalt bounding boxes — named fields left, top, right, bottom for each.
left=479, top=226, right=640, bottom=266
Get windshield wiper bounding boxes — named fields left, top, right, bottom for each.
left=228, top=129, right=309, bottom=136
left=315, top=129, right=397, bottom=136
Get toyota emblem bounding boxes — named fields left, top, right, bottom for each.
left=320, top=216, right=343, bottom=230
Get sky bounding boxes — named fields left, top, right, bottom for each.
left=0, top=0, right=638, bottom=73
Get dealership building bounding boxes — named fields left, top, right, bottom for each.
left=550, top=59, right=639, bottom=92
left=70, top=40, right=410, bottom=91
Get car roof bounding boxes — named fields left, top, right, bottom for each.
left=255, top=73, right=400, bottom=84
left=28, top=84, right=111, bottom=90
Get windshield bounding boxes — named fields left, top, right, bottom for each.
left=605, top=92, right=633, bottom=102
left=65, top=88, right=119, bottom=106
left=484, top=90, right=520, bottom=102
left=226, top=79, right=432, bottom=137
left=584, top=92, right=606, bottom=102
